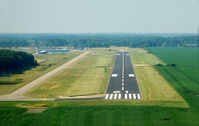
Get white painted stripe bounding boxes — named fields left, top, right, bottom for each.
left=122, top=76, right=124, bottom=79
left=109, top=94, right=113, bottom=99
left=116, top=54, right=120, bottom=55
left=118, top=94, right=121, bottom=99
left=112, top=74, right=118, bottom=77
left=137, top=94, right=141, bottom=99
left=133, top=94, right=136, bottom=99
left=122, top=73, right=124, bottom=75
left=113, top=91, right=120, bottom=93
left=122, top=79, right=124, bottom=82
left=122, top=83, right=124, bottom=86
left=129, top=74, right=135, bottom=77
left=105, top=94, right=109, bottom=99
left=126, top=91, right=128, bottom=93
left=125, top=94, right=128, bottom=99
left=122, top=87, right=124, bottom=90
left=114, top=94, right=117, bottom=99
left=129, top=94, right=132, bottom=99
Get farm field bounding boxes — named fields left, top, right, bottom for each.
left=149, top=47, right=199, bottom=106
left=129, top=48, right=186, bottom=105
left=0, top=51, right=82, bottom=95
left=25, top=48, right=116, bottom=98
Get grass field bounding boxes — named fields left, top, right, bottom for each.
left=0, top=100, right=195, bottom=126
left=0, top=51, right=82, bottom=95
left=25, top=48, right=116, bottom=98
left=129, top=48, right=186, bottom=104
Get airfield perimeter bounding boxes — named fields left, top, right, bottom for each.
left=0, top=49, right=142, bottom=101
left=0, top=48, right=185, bottom=107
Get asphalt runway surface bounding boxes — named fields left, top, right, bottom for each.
left=105, top=51, right=141, bottom=100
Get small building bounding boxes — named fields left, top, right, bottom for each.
left=38, top=50, right=47, bottom=54
left=38, top=48, right=70, bottom=54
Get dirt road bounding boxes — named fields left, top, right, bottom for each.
left=0, top=51, right=89, bottom=101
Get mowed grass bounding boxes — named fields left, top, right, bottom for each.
left=0, top=51, right=82, bottom=95
left=25, top=49, right=116, bottom=98
left=129, top=48, right=186, bottom=105
left=0, top=101, right=196, bottom=126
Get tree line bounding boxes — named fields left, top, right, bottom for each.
left=0, top=33, right=197, bottom=48
left=0, top=49, right=38, bottom=73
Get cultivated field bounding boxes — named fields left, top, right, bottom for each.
left=25, top=48, right=116, bottom=98
left=149, top=47, right=199, bottom=108
left=0, top=51, right=82, bottom=95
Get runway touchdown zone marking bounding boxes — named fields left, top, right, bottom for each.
left=112, top=74, right=118, bottom=77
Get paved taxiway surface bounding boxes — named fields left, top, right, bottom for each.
left=105, top=51, right=141, bottom=100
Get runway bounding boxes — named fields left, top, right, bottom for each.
left=105, top=51, right=141, bottom=100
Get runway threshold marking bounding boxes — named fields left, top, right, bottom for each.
left=105, top=94, right=109, bottom=99
left=125, top=94, right=128, bottom=99
left=110, top=94, right=113, bottom=99
left=114, top=94, right=117, bottom=99
left=133, top=94, right=136, bottom=99
left=105, top=93, right=140, bottom=99
left=129, top=94, right=132, bottom=99
left=137, top=94, right=141, bottom=99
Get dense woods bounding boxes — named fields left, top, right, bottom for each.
left=0, top=49, right=37, bottom=73
left=0, top=33, right=197, bottom=48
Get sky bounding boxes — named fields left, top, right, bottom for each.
left=0, top=0, right=199, bottom=33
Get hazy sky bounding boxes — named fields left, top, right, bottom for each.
left=0, top=0, right=198, bottom=33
